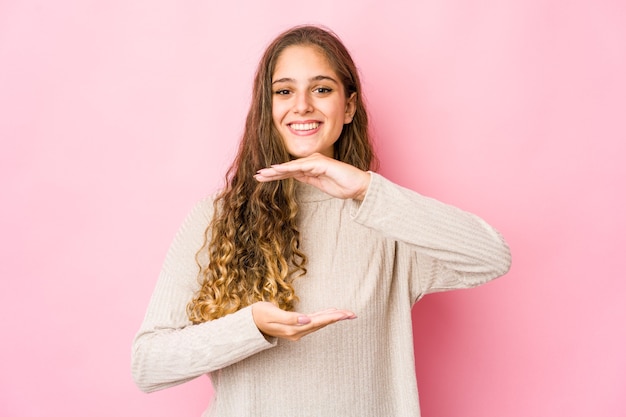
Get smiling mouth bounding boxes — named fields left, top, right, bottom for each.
left=289, top=122, right=320, bottom=131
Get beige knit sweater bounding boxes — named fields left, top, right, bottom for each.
left=132, top=172, right=511, bottom=417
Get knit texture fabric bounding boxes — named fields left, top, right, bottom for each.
left=132, top=172, right=511, bottom=417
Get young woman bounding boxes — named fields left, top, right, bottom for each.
left=132, top=25, right=511, bottom=417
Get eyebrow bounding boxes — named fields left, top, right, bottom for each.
left=272, top=75, right=339, bottom=85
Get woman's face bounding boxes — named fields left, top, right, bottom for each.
left=271, top=45, right=356, bottom=159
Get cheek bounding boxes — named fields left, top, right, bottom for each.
left=326, top=100, right=348, bottom=124
left=272, top=102, right=285, bottom=126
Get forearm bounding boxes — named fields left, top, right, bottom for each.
left=131, top=305, right=275, bottom=392
left=352, top=173, right=511, bottom=290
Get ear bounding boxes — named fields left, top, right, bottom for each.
left=344, top=92, right=357, bottom=124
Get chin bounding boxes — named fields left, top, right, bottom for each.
left=288, top=153, right=312, bottom=159
left=287, top=148, right=315, bottom=159
left=287, top=146, right=335, bottom=159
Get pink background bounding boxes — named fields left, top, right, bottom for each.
left=1, top=1, right=624, bottom=416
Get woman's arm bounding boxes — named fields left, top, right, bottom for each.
left=256, top=153, right=511, bottom=299
left=131, top=198, right=275, bottom=393
left=352, top=172, right=511, bottom=299
left=131, top=196, right=359, bottom=392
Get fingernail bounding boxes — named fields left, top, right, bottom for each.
left=297, top=316, right=311, bottom=325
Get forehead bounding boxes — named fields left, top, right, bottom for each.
left=272, top=45, right=337, bottom=80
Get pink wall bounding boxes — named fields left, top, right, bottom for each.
left=1, top=1, right=624, bottom=416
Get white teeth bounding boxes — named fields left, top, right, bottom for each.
left=290, top=122, right=319, bottom=131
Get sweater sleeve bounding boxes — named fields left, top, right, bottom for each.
left=131, top=198, right=276, bottom=393
left=351, top=172, right=511, bottom=301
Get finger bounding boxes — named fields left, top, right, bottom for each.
left=267, top=310, right=311, bottom=326
left=256, top=164, right=314, bottom=178
left=288, top=308, right=355, bottom=328
left=308, top=308, right=356, bottom=318
left=267, top=154, right=330, bottom=175
left=253, top=170, right=294, bottom=182
left=307, top=310, right=357, bottom=326
left=254, top=170, right=316, bottom=185
left=271, top=160, right=326, bottom=176
left=268, top=310, right=356, bottom=341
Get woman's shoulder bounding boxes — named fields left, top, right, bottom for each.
left=179, top=192, right=220, bottom=232
left=194, top=193, right=217, bottom=210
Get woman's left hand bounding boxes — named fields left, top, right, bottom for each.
left=254, top=153, right=371, bottom=201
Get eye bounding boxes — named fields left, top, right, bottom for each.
left=314, top=87, right=332, bottom=94
left=274, top=89, right=291, bottom=95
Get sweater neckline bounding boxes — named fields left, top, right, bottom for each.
left=296, top=182, right=334, bottom=203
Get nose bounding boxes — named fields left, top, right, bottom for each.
left=293, top=91, right=313, bottom=114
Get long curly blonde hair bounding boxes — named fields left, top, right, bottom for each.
left=187, top=25, right=376, bottom=323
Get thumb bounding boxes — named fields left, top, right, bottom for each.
left=254, top=302, right=310, bottom=326
left=268, top=304, right=310, bottom=325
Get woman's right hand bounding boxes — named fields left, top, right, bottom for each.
left=251, top=301, right=356, bottom=342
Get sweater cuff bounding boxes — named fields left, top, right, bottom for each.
left=194, top=304, right=278, bottom=370
left=232, top=305, right=278, bottom=350
left=350, top=171, right=381, bottom=221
